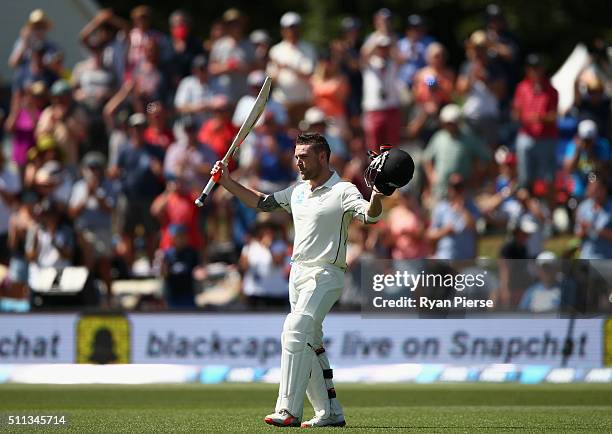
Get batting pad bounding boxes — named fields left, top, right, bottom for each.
left=276, top=313, right=315, bottom=419
left=306, top=347, right=344, bottom=419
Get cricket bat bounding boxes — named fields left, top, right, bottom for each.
left=194, top=76, right=272, bottom=207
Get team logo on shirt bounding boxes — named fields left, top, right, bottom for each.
left=296, top=190, right=305, bottom=204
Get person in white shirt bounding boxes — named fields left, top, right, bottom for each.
left=174, top=55, right=214, bottom=127
left=266, top=12, right=317, bottom=127
left=210, top=133, right=384, bottom=428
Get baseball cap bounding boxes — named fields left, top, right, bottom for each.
left=406, top=14, right=424, bottom=27
left=525, top=53, right=542, bottom=67
left=247, top=70, right=266, bottom=87
left=578, top=119, right=598, bottom=139
left=222, top=8, right=242, bottom=23
left=375, top=8, right=392, bottom=19
left=50, top=80, right=71, bottom=97
left=535, top=251, right=556, bottom=267
left=191, top=54, right=207, bottom=69
left=82, top=151, right=106, bottom=168
left=28, top=9, right=52, bottom=28
left=301, top=107, right=326, bottom=129
left=341, top=17, right=361, bottom=32
left=250, top=29, right=271, bottom=45
left=280, top=12, right=301, bottom=28
left=486, top=4, right=504, bottom=19
left=128, top=113, right=147, bottom=128
left=439, top=104, right=462, bottom=123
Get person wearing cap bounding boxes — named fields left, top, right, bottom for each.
left=160, top=223, right=202, bottom=309
left=519, top=251, right=562, bottom=312
left=4, top=81, right=48, bottom=171
left=250, top=29, right=272, bottom=70
left=360, top=8, right=396, bottom=59
left=11, top=37, right=58, bottom=96
left=0, top=150, right=22, bottom=265
left=361, top=33, right=402, bottom=150
left=168, top=10, right=204, bottom=83
left=484, top=4, right=520, bottom=92
left=210, top=132, right=385, bottom=427
left=197, top=95, right=238, bottom=160
left=144, top=101, right=175, bottom=150
left=427, top=173, right=481, bottom=260
left=267, top=12, right=317, bottom=126
left=512, top=53, right=559, bottom=193
left=126, top=5, right=170, bottom=75
left=35, top=80, right=89, bottom=166
left=69, top=152, right=117, bottom=295
left=164, top=116, right=218, bottom=191
left=175, top=54, right=215, bottom=126
left=457, top=30, right=506, bottom=147
left=574, top=174, right=612, bottom=259
left=574, top=76, right=611, bottom=140
left=299, top=107, right=349, bottom=173
left=397, top=14, right=435, bottom=89
left=422, top=103, right=490, bottom=199
left=233, top=70, right=288, bottom=129
left=111, top=112, right=165, bottom=268
left=564, top=119, right=611, bottom=199
left=9, top=8, right=58, bottom=70
left=209, top=8, right=254, bottom=103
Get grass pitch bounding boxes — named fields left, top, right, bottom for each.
left=0, top=383, right=611, bottom=433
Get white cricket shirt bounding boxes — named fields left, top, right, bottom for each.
left=273, top=172, right=381, bottom=270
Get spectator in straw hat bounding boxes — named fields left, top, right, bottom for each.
left=9, top=9, right=58, bottom=69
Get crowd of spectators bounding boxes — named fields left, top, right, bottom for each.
left=0, top=5, right=610, bottom=312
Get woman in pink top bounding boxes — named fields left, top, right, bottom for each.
left=386, top=189, right=430, bottom=259
left=4, top=81, right=48, bottom=171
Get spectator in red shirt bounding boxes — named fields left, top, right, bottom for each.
left=197, top=95, right=237, bottom=160
left=513, top=54, right=559, bottom=191
left=144, top=101, right=175, bottom=151
left=150, top=175, right=202, bottom=252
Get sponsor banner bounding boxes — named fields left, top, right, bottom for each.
left=0, top=314, right=76, bottom=363
left=129, top=314, right=604, bottom=368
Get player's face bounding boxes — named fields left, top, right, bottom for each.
left=294, top=144, right=322, bottom=180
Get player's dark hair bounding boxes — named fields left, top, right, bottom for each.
left=296, top=133, right=331, bottom=161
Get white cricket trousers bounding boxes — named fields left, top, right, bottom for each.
left=274, top=263, right=345, bottom=420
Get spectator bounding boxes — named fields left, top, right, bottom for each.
left=23, top=135, right=64, bottom=189
left=457, top=30, right=506, bottom=147
left=44, top=50, right=70, bottom=82
left=250, top=29, right=272, bottom=70
left=408, top=42, right=455, bottom=142
left=385, top=189, right=429, bottom=259
left=168, top=10, right=204, bottom=85
left=573, top=77, right=611, bottom=141
left=267, top=12, right=316, bottom=126
left=0, top=151, right=22, bottom=265
left=9, top=9, right=58, bottom=70
left=484, top=4, right=521, bottom=96
left=239, top=222, right=289, bottom=309
left=511, top=187, right=550, bottom=258
left=361, top=34, right=402, bottom=150
left=164, top=116, right=217, bottom=191
left=203, top=20, right=226, bottom=57
left=131, top=39, right=169, bottom=112
left=69, top=152, right=116, bottom=294
left=575, top=175, right=612, bottom=259
left=161, top=223, right=202, bottom=309
left=111, top=113, right=165, bottom=267
left=332, top=17, right=363, bottom=132
left=35, top=80, right=88, bottom=166
left=151, top=176, right=202, bottom=252
left=11, top=40, right=58, bottom=96
left=144, top=101, right=175, bottom=151
left=427, top=174, right=480, bottom=260
left=72, top=41, right=116, bottom=111
left=422, top=104, right=490, bottom=199
left=32, top=158, right=74, bottom=212
left=519, top=252, right=562, bottom=312
left=233, top=70, right=288, bottom=129
left=174, top=55, right=214, bottom=126
left=361, top=8, right=396, bottom=59
left=563, top=119, right=611, bottom=199
left=209, top=8, right=254, bottom=103
left=197, top=95, right=237, bottom=160
left=512, top=54, right=559, bottom=190
left=499, top=217, right=532, bottom=259
left=25, top=199, right=74, bottom=269
left=4, top=81, right=48, bottom=172
left=311, top=51, right=350, bottom=138
left=397, top=14, right=435, bottom=89
left=126, top=5, right=169, bottom=77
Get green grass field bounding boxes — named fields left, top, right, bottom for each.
left=0, top=383, right=611, bottom=433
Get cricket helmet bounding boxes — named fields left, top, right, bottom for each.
left=364, top=146, right=415, bottom=196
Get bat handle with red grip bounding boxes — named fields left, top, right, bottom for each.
left=194, top=174, right=220, bottom=207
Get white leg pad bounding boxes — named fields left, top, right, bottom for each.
left=306, top=348, right=344, bottom=418
left=276, top=313, right=315, bottom=419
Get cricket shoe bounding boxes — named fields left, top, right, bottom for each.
left=301, top=414, right=346, bottom=428
left=264, top=409, right=301, bottom=427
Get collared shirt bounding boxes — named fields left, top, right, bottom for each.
left=273, top=172, right=381, bottom=269
left=513, top=78, right=558, bottom=138
left=431, top=199, right=480, bottom=260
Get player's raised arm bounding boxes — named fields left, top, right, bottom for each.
left=211, top=161, right=284, bottom=212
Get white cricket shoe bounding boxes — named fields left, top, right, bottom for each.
left=264, top=409, right=301, bottom=427
left=301, top=414, right=346, bottom=428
